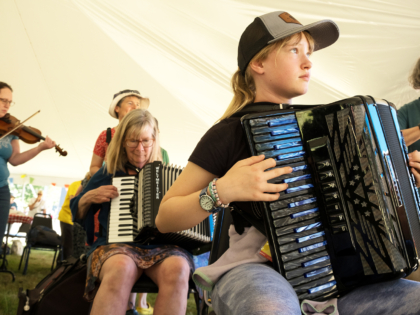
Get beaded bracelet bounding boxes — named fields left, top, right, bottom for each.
left=210, top=178, right=230, bottom=208
left=208, top=181, right=217, bottom=203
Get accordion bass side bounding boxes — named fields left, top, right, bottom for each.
left=107, top=161, right=214, bottom=253
left=241, top=95, right=420, bottom=301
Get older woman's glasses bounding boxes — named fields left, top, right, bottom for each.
left=0, top=98, right=14, bottom=107
left=126, top=139, right=154, bottom=148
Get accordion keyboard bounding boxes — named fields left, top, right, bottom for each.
left=108, top=176, right=138, bottom=243
left=246, top=112, right=338, bottom=300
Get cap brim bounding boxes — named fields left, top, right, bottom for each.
left=268, top=19, right=339, bottom=52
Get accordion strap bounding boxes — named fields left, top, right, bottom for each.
left=230, top=204, right=267, bottom=237
left=124, top=162, right=141, bottom=174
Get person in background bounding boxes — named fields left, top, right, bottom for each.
left=27, top=190, right=46, bottom=217
left=0, top=82, right=56, bottom=255
left=10, top=195, right=17, bottom=211
left=89, top=90, right=154, bottom=314
left=398, top=57, right=420, bottom=148
left=58, top=180, right=82, bottom=260
left=71, top=109, right=192, bottom=315
left=89, top=90, right=150, bottom=176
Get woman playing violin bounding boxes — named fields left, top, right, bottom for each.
left=0, top=82, right=56, bottom=255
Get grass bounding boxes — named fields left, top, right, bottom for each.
left=0, top=250, right=200, bottom=315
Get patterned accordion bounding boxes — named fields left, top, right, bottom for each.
left=107, top=161, right=214, bottom=253
left=242, top=95, right=420, bottom=301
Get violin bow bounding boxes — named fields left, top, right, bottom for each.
left=0, top=110, right=41, bottom=141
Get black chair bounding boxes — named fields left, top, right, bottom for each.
left=131, top=274, right=206, bottom=315
left=19, top=213, right=62, bottom=275
left=199, top=209, right=233, bottom=315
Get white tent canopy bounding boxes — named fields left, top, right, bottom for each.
left=1, top=0, right=420, bottom=182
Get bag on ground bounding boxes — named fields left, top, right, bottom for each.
left=16, top=256, right=90, bottom=315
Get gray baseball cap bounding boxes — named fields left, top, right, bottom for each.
left=238, top=11, right=340, bottom=75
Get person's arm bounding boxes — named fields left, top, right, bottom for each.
left=402, top=126, right=420, bottom=147
left=28, top=197, right=40, bottom=210
left=8, top=137, right=55, bottom=166
left=90, top=153, right=104, bottom=176
left=409, top=150, right=420, bottom=187
left=70, top=168, right=118, bottom=221
left=90, top=131, right=108, bottom=176
left=156, top=156, right=292, bottom=233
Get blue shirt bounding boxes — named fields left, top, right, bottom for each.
left=398, top=98, right=420, bottom=153
left=70, top=165, right=159, bottom=255
left=0, top=135, right=18, bottom=188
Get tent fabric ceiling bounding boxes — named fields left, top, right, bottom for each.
left=1, top=0, right=420, bottom=180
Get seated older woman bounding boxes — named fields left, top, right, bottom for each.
left=70, top=109, right=192, bottom=315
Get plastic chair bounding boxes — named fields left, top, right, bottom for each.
left=18, top=213, right=62, bottom=275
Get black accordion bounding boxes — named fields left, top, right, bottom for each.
left=242, top=95, right=420, bottom=301
left=107, top=161, right=214, bottom=253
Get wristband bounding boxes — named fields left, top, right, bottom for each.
left=211, top=178, right=230, bottom=208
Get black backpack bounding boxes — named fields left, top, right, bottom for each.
left=17, top=256, right=90, bottom=315
left=27, top=226, right=61, bottom=247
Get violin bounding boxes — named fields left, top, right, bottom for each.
left=0, top=112, right=67, bottom=157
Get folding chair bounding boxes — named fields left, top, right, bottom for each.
left=18, top=213, right=62, bottom=275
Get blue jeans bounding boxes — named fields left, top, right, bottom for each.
left=212, top=263, right=420, bottom=315
left=0, top=184, right=10, bottom=255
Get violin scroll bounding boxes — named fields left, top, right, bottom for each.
left=55, top=144, right=68, bottom=157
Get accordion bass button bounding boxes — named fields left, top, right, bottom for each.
left=326, top=203, right=341, bottom=212
left=329, top=213, right=346, bottom=224
left=331, top=224, right=348, bottom=234
left=319, top=171, right=334, bottom=181
left=321, top=181, right=337, bottom=192
left=324, top=191, right=339, bottom=203
left=316, top=160, right=332, bottom=170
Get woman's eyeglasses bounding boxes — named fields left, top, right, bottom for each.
left=0, top=98, right=14, bottom=107
left=126, top=139, right=154, bottom=148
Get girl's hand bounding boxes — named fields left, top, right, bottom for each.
left=38, top=136, right=56, bottom=151
left=216, top=155, right=293, bottom=203
left=409, top=150, right=420, bottom=187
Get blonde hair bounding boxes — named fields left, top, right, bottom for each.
left=409, top=58, right=420, bottom=90
left=106, top=109, right=162, bottom=175
left=219, top=32, right=315, bottom=121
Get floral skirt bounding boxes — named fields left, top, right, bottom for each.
left=84, top=243, right=194, bottom=301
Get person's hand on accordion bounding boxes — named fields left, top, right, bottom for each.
left=408, top=150, right=420, bottom=187
left=216, top=155, right=293, bottom=203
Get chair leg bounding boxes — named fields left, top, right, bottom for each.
left=193, top=287, right=208, bottom=315
left=52, top=248, right=58, bottom=271
left=23, top=246, right=31, bottom=275
left=18, top=246, right=26, bottom=270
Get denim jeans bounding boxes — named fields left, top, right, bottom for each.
left=0, top=184, right=11, bottom=255
left=212, top=263, right=420, bottom=315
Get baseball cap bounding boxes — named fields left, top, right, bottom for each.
left=238, top=11, right=340, bottom=75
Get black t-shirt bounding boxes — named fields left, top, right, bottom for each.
left=189, top=102, right=282, bottom=232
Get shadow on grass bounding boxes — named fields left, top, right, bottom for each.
left=0, top=251, right=199, bottom=315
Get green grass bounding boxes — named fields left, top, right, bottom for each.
left=0, top=250, right=200, bottom=315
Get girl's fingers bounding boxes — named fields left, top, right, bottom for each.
left=264, top=183, right=288, bottom=193
left=264, top=166, right=293, bottom=180
left=236, top=154, right=266, bottom=167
